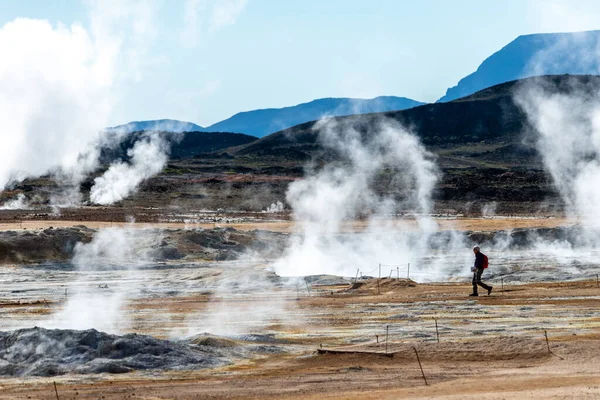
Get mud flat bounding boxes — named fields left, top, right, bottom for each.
left=0, top=215, right=575, bottom=233
left=1, top=276, right=600, bottom=399
left=1, top=219, right=600, bottom=398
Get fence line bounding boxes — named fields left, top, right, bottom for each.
left=353, top=263, right=600, bottom=285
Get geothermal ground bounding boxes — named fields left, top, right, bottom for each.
left=0, top=217, right=600, bottom=399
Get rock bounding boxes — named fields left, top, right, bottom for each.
left=0, top=327, right=234, bottom=376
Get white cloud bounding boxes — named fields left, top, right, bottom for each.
left=181, top=0, right=248, bottom=47
left=209, top=0, right=248, bottom=32
left=529, top=0, right=600, bottom=33
left=181, top=0, right=207, bottom=48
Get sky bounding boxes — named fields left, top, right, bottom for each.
left=1, top=0, right=600, bottom=127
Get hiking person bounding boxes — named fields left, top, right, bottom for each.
left=470, top=246, right=492, bottom=296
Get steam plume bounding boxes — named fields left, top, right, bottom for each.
left=0, top=18, right=114, bottom=191
left=274, top=118, right=441, bottom=277
left=43, top=226, right=162, bottom=333
left=0, top=1, right=172, bottom=207
left=516, top=78, right=600, bottom=230
left=90, top=133, right=171, bottom=205
left=0, top=194, right=30, bottom=210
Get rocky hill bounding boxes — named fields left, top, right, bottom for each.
left=234, top=75, right=600, bottom=166
left=108, top=119, right=205, bottom=133
left=179, top=74, right=597, bottom=214
left=438, top=30, right=600, bottom=102
left=100, top=130, right=258, bottom=163
left=110, top=96, right=423, bottom=138
left=6, top=75, right=598, bottom=215
left=205, top=96, right=424, bottom=137
left=232, top=75, right=600, bottom=165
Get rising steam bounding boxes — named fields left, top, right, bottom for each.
left=0, top=2, right=182, bottom=207
left=516, top=79, right=600, bottom=230
left=0, top=194, right=30, bottom=210
left=43, top=226, right=162, bottom=333
left=274, top=118, right=442, bottom=277
left=90, top=133, right=171, bottom=205
left=0, top=18, right=114, bottom=192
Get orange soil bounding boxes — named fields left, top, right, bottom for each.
left=2, top=280, right=600, bottom=399
left=0, top=216, right=575, bottom=233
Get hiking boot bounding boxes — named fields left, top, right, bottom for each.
left=488, top=287, right=493, bottom=296
left=469, top=293, right=478, bottom=297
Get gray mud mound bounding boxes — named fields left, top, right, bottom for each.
left=185, top=333, right=288, bottom=355
left=178, top=227, right=287, bottom=261
left=0, top=327, right=234, bottom=376
left=0, top=227, right=93, bottom=263
left=465, top=225, right=587, bottom=249
left=0, top=226, right=288, bottom=265
left=235, top=333, right=291, bottom=344
left=303, top=275, right=351, bottom=286
left=344, top=278, right=417, bottom=293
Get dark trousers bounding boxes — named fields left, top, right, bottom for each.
left=472, top=267, right=491, bottom=294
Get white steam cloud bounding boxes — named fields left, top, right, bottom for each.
left=0, top=194, right=30, bottom=210
left=274, top=118, right=443, bottom=277
left=0, top=18, right=114, bottom=190
left=0, top=1, right=165, bottom=207
left=263, top=201, right=285, bottom=213
left=516, top=81, right=600, bottom=230
left=43, top=227, right=162, bottom=333
left=176, top=262, right=293, bottom=338
left=90, top=133, right=171, bottom=205
left=0, top=1, right=235, bottom=207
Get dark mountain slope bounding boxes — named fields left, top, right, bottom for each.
left=101, top=131, right=258, bottom=163
left=231, top=75, right=600, bottom=161
left=170, top=131, right=258, bottom=159
left=204, top=96, right=424, bottom=138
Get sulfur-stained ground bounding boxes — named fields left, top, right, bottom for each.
left=1, top=278, right=600, bottom=399
left=1, top=217, right=599, bottom=399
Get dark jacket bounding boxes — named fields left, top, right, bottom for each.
left=474, top=252, right=486, bottom=269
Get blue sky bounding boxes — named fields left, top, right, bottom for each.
left=1, top=0, right=599, bottom=126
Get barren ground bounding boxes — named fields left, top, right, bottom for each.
left=0, top=215, right=575, bottom=233
left=0, top=217, right=599, bottom=399
left=1, top=280, right=600, bottom=398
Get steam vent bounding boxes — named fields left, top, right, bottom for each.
left=2, top=3, right=600, bottom=398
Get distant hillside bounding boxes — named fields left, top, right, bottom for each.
left=204, top=96, right=424, bottom=137
left=108, top=119, right=205, bottom=133
left=438, top=30, right=600, bottom=102
left=231, top=75, right=600, bottom=164
left=100, top=131, right=258, bottom=163
left=109, top=97, right=423, bottom=138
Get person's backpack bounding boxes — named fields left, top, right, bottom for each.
left=482, top=254, right=489, bottom=269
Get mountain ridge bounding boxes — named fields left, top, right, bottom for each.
left=229, top=74, right=600, bottom=162
left=204, top=95, right=424, bottom=137
left=109, top=96, right=424, bottom=138
left=438, top=30, right=600, bottom=102
left=107, top=119, right=205, bottom=133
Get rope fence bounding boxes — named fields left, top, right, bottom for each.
left=350, top=263, right=600, bottom=296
